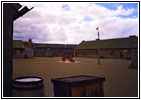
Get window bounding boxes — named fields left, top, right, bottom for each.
left=109, top=50, right=114, bottom=55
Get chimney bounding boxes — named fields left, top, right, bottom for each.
left=96, top=39, right=100, bottom=40
left=82, top=40, right=85, bottom=42
left=129, top=35, right=137, bottom=38
left=28, top=39, right=32, bottom=48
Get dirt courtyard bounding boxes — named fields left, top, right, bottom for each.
left=13, top=57, right=138, bottom=97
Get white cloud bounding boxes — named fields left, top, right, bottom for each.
left=13, top=2, right=138, bottom=44
left=115, top=5, right=135, bottom=16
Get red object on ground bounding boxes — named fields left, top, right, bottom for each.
left=62, top=55, right=66, bottom=62
left=61, top=54, right=75, bottom=62
left=67, top=54, right=75, bottom=62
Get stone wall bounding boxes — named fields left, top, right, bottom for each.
left=24, top=48, right=34, bottom=58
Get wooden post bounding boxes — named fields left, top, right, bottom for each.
left=98, top=48, right=100, bottom=65
left=3, top=3, right=33, bottom=97
left=3, top=4, right=14, bottom=96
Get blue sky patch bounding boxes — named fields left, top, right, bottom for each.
left=95, top=3, right=119, bottom=10
left=61, top=4, right=70, bottom=11
left=95, top=3, right=138, bottom=10
left=83, top=16, right=94, bottom=22
left=117, top=15, right=137, bottom=18
left=95, top=3, right=138, bottom=18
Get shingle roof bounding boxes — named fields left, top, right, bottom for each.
left=13, top=40, right=24, bottom=49
left=74, top=36, right=138, bottom=50
left=24, top=42, right=77, bottom=49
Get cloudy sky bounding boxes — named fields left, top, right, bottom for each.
left=13, top=2, right=138, bottom=44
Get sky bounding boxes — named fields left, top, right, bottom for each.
left=13, top=2, right=139, bottom=44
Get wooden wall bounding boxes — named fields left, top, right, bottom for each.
left=13, top=49, right=24, bottom=58
left=74, top=49, right=132, bottom=59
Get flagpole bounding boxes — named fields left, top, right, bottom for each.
left=98, top=31, right=99, bottom=40
left=97, top=27, right=100, bottom=65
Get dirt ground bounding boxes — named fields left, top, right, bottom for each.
left=13, top=57, right=138, bottom=97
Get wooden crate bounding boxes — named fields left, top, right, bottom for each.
left=51, top=75, right=105, bottom=97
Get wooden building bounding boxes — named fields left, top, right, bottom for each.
left=13, top=40, right=25, bottom=58
left=23, top=42, right=77, bottom=57
left=74, top=36, right=138, bottom=59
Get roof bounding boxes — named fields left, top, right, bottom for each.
left=13, top=40, right=24, bottom=49
left=74, top=36, right=138, bottom=50
left=23, top=42, right=77, bottom=49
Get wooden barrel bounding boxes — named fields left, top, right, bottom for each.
left=12, top=76, right=44, bottom=97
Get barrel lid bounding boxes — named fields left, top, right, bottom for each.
left=13, top=76, right=43, bottom=85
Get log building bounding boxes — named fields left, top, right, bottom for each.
left=13, top=40, right=25, bottom=58
left=74, top=36, right=138, bottom=59
left=13, top=39, right=77, bottom=58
